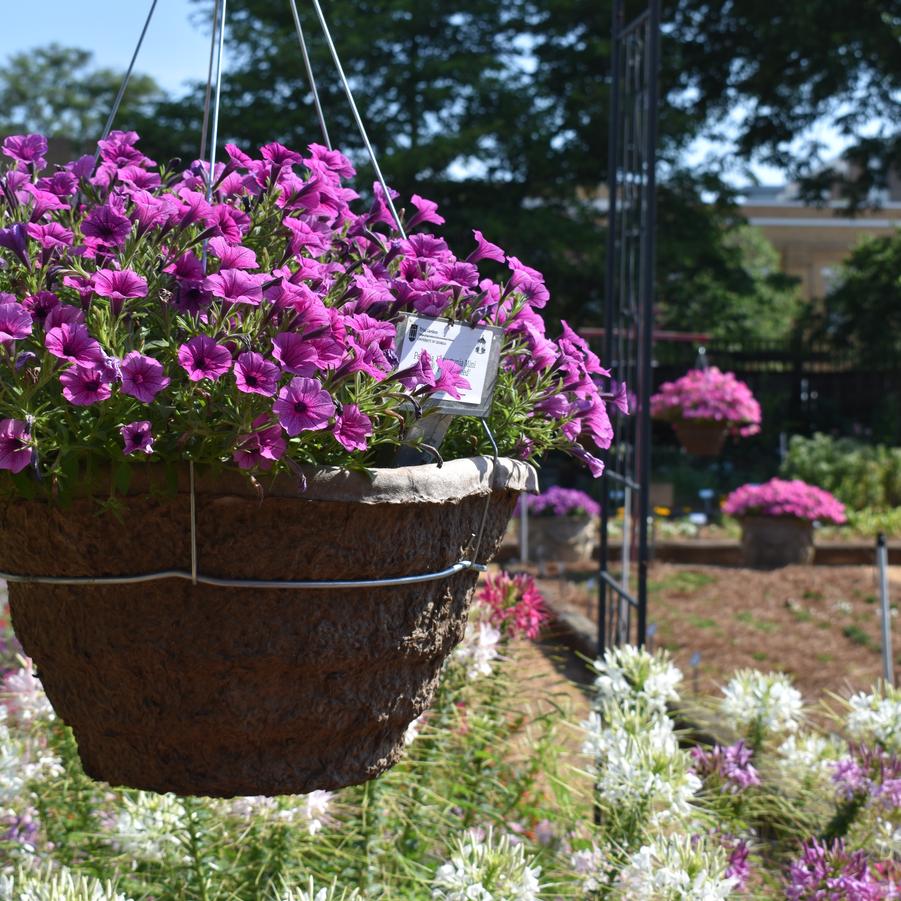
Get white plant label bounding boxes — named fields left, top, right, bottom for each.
left=396, top=315, right=502, bottom=416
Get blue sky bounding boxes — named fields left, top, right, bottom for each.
left=0, top=0, right=208, bottom=93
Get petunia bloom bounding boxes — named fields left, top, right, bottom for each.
left=81, top=203, right=132, bottom=248
left=120, top=352, right=170, bottom=403
left=203, top=268, right=265, bottom=306
left=272, top=332, right=320, bottom=376
left=431, top=358, right=471, bottom=400
left=0, top=303, right=33, bottom=343
left=44, top=323, right=104, bottom=367
left=121, top=421, right=154, bottom=455
left=233, top=416, right=286, bottom=470
left=332, top=404, right=373, bottom=451
left=2, top=134, right=47, bottom=169
left=233, top=352, right=280, bottom=396
left=0, top=419, right=33, bottom=472
left=466, top=229, right=506, bottom=264
left=273, top=377, right=335, bottom=436
left=91, top=268, right=148, bottom=306
left=177, top=336, right=232, bottom=382
left=59, top=365, right=113, bottom=405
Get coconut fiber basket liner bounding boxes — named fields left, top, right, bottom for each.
left=2, top=456, right=537, bottom=797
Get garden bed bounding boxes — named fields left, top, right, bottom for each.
left=538, top=562, right=901, bottom=703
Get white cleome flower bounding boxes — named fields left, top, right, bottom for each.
left=0, top=865, right=133, bottom=901
left=846, top=684, right=901, bottom=754
left=431, top=830, right=542, bottom=901
left=591, top=645, right=683, bottom=716
left=777, top=732, right=845, bottom=787
left=453, top=621, right=502, bottom=681
left=228, top=790, right=334, bottom=836
left=107, top=791, right=188, bottom=862
left=279, top=876, right=360, bottom=901
left=615, top=834, right=737, bottom=900
left=720, top=670, right=803, bottom=740
left=0, top=706, right=63, bottom=807
left=2, top=662, right=55, bottom=725
left=571, top=844, right=611, bottom=894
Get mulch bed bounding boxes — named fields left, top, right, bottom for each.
left=536, top=562, right=901, bottom=705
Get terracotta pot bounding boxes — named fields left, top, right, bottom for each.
left=739, top=516, right=814, bottom=568
left=672, top=420, right=729, bottom=456
left=517, top=515, right=597, bottom=563
left=2, top=457, right=537, bottom=797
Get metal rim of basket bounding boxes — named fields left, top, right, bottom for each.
left=0, top=421, right=503, bottom=590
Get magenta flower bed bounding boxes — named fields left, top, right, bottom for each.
left=650, top=367, right=761, bottom=437
left=0, top=131, right=618, bottom=493
left=520, top=485, right=600, bottom=517
left=723, top=478, right=847, bottom=524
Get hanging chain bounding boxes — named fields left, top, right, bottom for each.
left=289, top=0, right=332, bottom=150
left=91, top=0, right=159, bottom=172
left=199, top=0, right=223, bottom=163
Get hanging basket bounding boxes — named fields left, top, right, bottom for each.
left=738, top=516, right=814, bottom=568
left=3, top=456, right=537, bottom=797
left=517, top=515, right=598, bottom=563
left=671, top=420, right=729, bottom=457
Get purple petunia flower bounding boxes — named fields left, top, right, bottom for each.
left=26, top=222, right=73, bottom=250
left=59, top=365, right=113, bottom=406
left=273, top=377, right=335, bottom=436
left=177, top=336, right=232, bottom=382
left=0, top=223, right=30, bottom=267
left=44, top=323, right=104, bottom=367
left=81, top=203, right=132, bottom=248
left=0, top=419, right=33, bottom=473
left=120, top=352, right=170, bottom=403
left=407, top=194, right=445, bottom=230
left=233, top=352, right=280, bottom=396
left=233, top=416, right=286, bottom=470
left=208, top=237, right=258, bottom=270
left=203, top=268, right=265, bottom=306
left=466, top=229, right=506, bottom=264
left=0, top=303, right=33, bottom=343
left=332, top=404, right=373, bottom=451
left=431, top=358, right=471, bottom=400
left=22, top=291, right=59, bottom=327
left=91, top=268, right=148, bottom=306
left=272, top=332, right=320, bottom=376
left=121, top=421, right=154, bottom=455
left=2, top=134, right=47, bottom=169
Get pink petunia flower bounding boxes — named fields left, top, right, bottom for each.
left=177, top=336, right=232, bottom=382
left=0, top=303, right=33, bottom=343
left=44, top=323, right=104, bottom=367
left=120, top=352, right=170, bottom=403
left=0, top=419, right=33, bottom=473
left=60, top=365, right=113, bottom=406
left=233, top=352, right=280, bottom=396
left=332, top=404, right=373, bottom=451
left=233, top=416, right=286, bottom=470
left=121, top=421, right=154, bottom=455
left=273, top=377, right=335, bottom=436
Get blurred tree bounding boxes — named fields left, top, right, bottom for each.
left=824, top=232, right=901, bottom=361
left=0, top=44, right=162, bottom=150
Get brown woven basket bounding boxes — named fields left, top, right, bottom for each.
left=672, top=420, right=729, bottom=456
left=2, top=457, right=536, bottom=797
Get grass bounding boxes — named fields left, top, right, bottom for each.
left=649, top=570, right=717, bottom=594
left=735, top=611, right=779, bottom=633
left=843, top=624, right=879, bottom=652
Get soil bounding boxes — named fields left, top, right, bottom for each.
left=537, top=562, right=901, bottom=705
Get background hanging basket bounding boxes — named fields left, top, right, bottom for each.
left=516, top=515, right=598, bottom=563
left=738, top=516, right=815, bottom=568
left=3, top=456, right=537, bottom=798
left=672, top=420, right=729, bottom=456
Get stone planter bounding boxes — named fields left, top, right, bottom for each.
left=518, top=515, right=597, bottom=563
left=2, top=457, right=536, bottom=797
left=739, top=515, right=814, bottom=568
left=672, top=420, right=729, bottom=457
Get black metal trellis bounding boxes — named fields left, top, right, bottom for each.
left=597, top=0, right=659, bottom=652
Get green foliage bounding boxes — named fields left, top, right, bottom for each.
left=781, top=432, right=901, bottom=511
left=824, top=231, right=901, bottom=362
left=0, top=44, right=162, bottom=148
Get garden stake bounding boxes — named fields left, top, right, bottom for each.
left=878, top=533, right=894, bottom=686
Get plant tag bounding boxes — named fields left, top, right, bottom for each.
left=396, top=314, right=503, bottom=418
